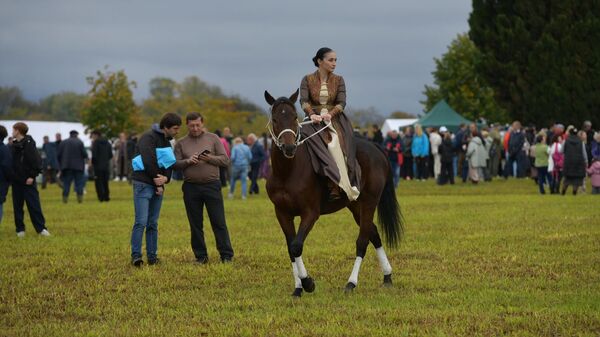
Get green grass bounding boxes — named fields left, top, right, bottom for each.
left=0, top=178, right=599, bottom=336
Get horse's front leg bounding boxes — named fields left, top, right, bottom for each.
left=275, top=208, right=303, bottom=297
left=290, top=210, right=319, bottom=293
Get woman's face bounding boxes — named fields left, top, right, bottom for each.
left=318, top=51, right=337, bottom=73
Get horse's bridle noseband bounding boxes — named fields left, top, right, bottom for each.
left=267, top=102, right=331, bottom=156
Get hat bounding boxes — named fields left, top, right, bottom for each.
left=439, top=126, right=448, bottom=133
left=69, top=130, right=79, bottom=136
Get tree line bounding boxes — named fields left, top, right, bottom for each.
left=423, top=0, right=599, bottom=127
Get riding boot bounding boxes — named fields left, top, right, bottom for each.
left=328, top=181, right=342, bottom=201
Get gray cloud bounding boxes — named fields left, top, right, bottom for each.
left=0, top=0, right=471, bottom=115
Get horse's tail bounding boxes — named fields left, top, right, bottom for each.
left=377, top=162, right=404, bottom=248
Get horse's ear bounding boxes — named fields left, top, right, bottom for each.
left=289, top=89, right=299, bottom=103
left=264, top=90, right=276, bottom=106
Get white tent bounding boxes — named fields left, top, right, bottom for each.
left=381, top=118, right=418, bottom=135
left=0, top=120, right=92, bottom=147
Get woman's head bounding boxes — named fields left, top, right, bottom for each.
left=312, top=47, right=336, bottom=73
left=414, top=124, right=423, bottom=136
left=233, top=137, right=243, bottom=145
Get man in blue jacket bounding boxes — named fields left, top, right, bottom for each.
left=247, top=133, right=265, bottom=195
left=130, top=112, right=181, bottom=267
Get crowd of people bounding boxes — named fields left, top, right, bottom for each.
left=373, top=120, right=599, bottom=195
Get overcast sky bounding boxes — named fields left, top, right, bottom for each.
left=0, top=0, right=471, bottom=116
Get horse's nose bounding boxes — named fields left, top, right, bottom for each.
left=283, top=144, right=297, bottom=156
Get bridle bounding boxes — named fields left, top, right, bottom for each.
left=266, top=101, right=331, bottom=156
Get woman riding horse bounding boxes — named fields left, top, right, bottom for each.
left=300, top=47, right=360, bottom=201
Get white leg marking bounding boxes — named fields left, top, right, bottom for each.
left=295, top=256, right=308, bottom=279
left=291, top=262, right=302, bottom=288
left=347, top=256, right=363, bottom=285
left=376, top=247, right=392, bottom=275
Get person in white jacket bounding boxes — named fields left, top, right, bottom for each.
left=429, top=128, right=442, bottom=180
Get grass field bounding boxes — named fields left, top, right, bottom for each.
left=0, top=178, right=599, bottom=336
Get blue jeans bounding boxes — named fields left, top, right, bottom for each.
left=537, top=166, right=552, bottom=194
left=390, top=161, right=400, bottom=188
left=229, top=165, right=248, bottom=197
left=61, top=169, right=85, bottom=197
left=131, top=181, right=163, bottom=260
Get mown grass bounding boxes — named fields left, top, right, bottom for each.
left=0, top=178, right=599, bottom=336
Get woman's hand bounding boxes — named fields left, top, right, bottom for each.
left=310, top=114, right=323, bottom=124
left=321, top=112, right=332, bottom=122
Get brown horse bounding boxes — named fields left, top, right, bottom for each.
left=264, top=89, right=403, bottom=296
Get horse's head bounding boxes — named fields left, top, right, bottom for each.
left=264, top=89, right=300, bottom=158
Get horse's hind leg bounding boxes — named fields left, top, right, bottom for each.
left=344, top=203, right=376, bottom=292
left=275, top=209, right=303, bottom=297
left=348, top=204, right=393, bottom=289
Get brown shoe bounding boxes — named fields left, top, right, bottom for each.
left=328, top=184, right=342, bottom=201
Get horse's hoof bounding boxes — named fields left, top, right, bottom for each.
left=301, top=276, right=315, bottom=293
left=291, top=288, right=303, bottom=297
left=383, top=274, right=393, bottom=287
left=344, top=282, right=356, bottom=293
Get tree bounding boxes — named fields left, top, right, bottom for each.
left=389, top=111, right=417, bottom=119
left=39, top=92, right=86, bottom=121
left=421, top=33, right=508, bottom=123
left=82, top=68, right=141, bottom=138
left=469, top=0, right=600, bottom=127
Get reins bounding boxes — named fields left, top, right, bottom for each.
left=266, top=103, right=331, bottom=151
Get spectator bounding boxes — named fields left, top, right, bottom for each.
left=10, top=122, right=50, bottom=237
left=438, top=127, right=455, bottom=185
left=173, top=112, right=233, bottom=264
left=247, top=133, right=265, bottom=195
left=214, top=129, right=231, bottom=187
left=91, top=130, right=113, bottom=202
left=455, top=124, right=469, bottom=182
left=126, top=133, right=138, bottom=184
left=411, top=124, right=430, bottom=181
left=592, top=132, right=600, bottom=160
left=587, top=157, right=600, bottom=195
left=429, top=127, right=442, bottom=180
left=371, top=124, right=384, bottom=145
left=130, top=112, right=181, bottom=266
left=488, top=125, right=502, bottom=178
left=114, top=132, right=130, bottom=182
left=384, top=130, right=402, bottom=188
left=561, top=127, right=586, bottom=195
left=0, top=125, right=13, bottom=225
left=504, top=121, right=526, bottom=178
left=548, top=134, right=564, bottom=194
left=582, top=121, right=594, bottom=166
left=228, top=137, right=252, bottom=199
left=401, top=126, right=413, bottom=180
left=58, top=130, right=88, bottom=203
left=41, top=135, right=60, bottom=189
left=259, top=133, right=272, bottom=180
left=578, top=130, right=589, bottom=193
left=466, top=130, right=488, bottom=184
left=534, top=134, right=552, bottom=194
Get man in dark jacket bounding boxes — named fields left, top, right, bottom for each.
left=384, top=130, right=402, bottom=188
left=0, top=125, right=14, bottom=225
left=58, top=130, right=88, bottom=203
left=130, top=112, right=181, bottom=267
left=438, top=126, right=455, bottom=185
left=247, top=133, right=265, bottom=195
left=504, top=121, right=526, bottom=178
left=10, top=122, right=50, bottom=237
left=41, top=135, right=60, bottom=189
left=91, top=130, right=113, bottom=202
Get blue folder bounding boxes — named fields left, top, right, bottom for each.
left=132, top=147, right=176, bottom=171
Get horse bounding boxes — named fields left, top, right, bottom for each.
left=264, top=89, right=403, bottom=296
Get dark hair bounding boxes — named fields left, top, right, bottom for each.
left=312, top=47, right=333, bottom=67
left=91, top=130, right=102, bottom=137
left=160, top=112, right=182, bottom=129
left=185, top=112, right=204, bottom=124
left=0, top=125, right=7, bottom=141
left=551, top=134, right=561, bottom=143
left=12, top=122, right=28, bottom=135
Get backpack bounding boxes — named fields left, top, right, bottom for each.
left=552, top=143, right=564, bottom=170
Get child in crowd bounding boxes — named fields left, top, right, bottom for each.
left=587, top=157, right=600, bottom=195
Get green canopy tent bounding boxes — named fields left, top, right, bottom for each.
left=415, top=100, right=472, bottom=133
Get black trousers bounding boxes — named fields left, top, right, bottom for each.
left=438, top=161, right=455, bottom=185
left=402, top=156, right=414, bottom=179
left=415, top=157, right=428, bottom=180
left=249, top=162, right=261, bottom=194
left=12, top=183, right=46, bottom=233
left=94, top=169, right=110, bottom=201
left=182, top=181, right=234, bottom=260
